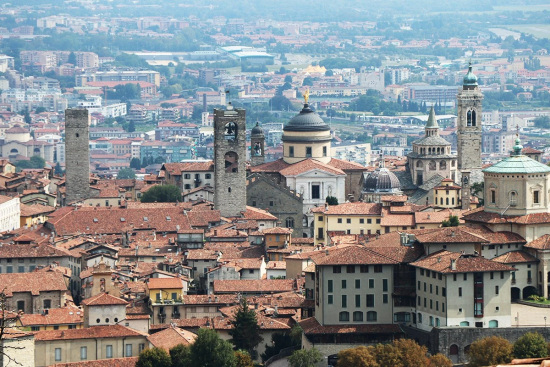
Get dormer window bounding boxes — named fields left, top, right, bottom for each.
left=120, top=218, right=126, bottom=222
left=166, top=216, right=171, bottom=221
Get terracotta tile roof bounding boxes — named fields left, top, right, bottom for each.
left=524, top=234, right=550, bottom=250
left=147, top=277, right=184, bottom=290
left=291, top=237, right=315, bottom=245
left=249, top=158, right=290, bottom=173
left=463, top=207, right=550, bottom=226
left=493, top=250, right=538, bottom=264
left=0, top=243, right=70, bottom=259
left=279, top=159, right=345, bottom=177
left=299, top=317, right=402, bottom=335
left=162, top=161, right=214, bottom=175
left=266, top=261, right=286, bottom=270
left=20, top=203, right=55, bottom=216
left=315, top=245, right=400, bottom=266
left=410, top=250, right=516, bottom=273
left=81, top=292, right=128, bottom=306
left=262, top=227, right=292, bottom=235
left=414, top=227, right=489, bottom=244
left=206, top=228, right=248, bottom=238
left=523, top=147, right=542, bottom=154
left=0, top=271, right=67, bottom=296
left=328, top=158, right=367, bottom=171
left=221, top=258, right=264, bottom=270
left=147, top=326, right=197, bottom=351
left=19, top=306, right=83, bottom=327
left=381, top=195, right=408, bottom=202
left=414, top=209, right=465, bottom=224
left=186, top=249, right=220, bottom=260
left=50, top=357, right=138, bottom=367
left=241, top=206, right=278, bottom=221
left=311, top=202, right=382, bottom=216
left=381, top=213, right=414, bottom=227
left=34, top=325, right=147, bottom=341
left=213, top=279, right=295, bottom=294
left=180, top=294, right=239, bottom=305
left=367, top=245, right=424, bottom=263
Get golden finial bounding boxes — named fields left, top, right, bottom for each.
left=303, top=89, right=309, bottom=104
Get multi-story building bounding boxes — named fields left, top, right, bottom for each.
left=140, top=141, right=193, bottom=165
left=76, top=69, right=161, bottom=87
left=411, top=250, right=513, bottom=330
left=146, top=277, right=187, bottom=325
left=160, top=161, right=214, bottom=191
left=0, top=195, right=20, bottom=232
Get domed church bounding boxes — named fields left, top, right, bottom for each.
left=248, top=93, right=367, bottom=237
left=361, top=160, right=402, bottom=203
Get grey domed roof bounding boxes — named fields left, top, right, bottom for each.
left=251, top=122, right=264, bottom=136
left=363, top=168, right=401, bottom=193
left=283, top=104, right=330, bottom=132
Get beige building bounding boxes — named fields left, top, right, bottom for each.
left=33, top=325, right=147, bottom=366
left=411, top=250, right=513, bottom=331
left=433, top=178, right=462, bottom=208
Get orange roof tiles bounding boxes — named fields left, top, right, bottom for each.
left=0, top=271, right=67, bottom=296
left=49, top=357, right=138, bottom=367
left=147, top=277, right=184, bottom=290
left=493, top=250, right=538, bottom=264
left=311, top=202, right=382, bottom=216
left=524, top=234, right=550, bottom=250
left=81, top=292, right=128, bottom=306
left=147, top=326, right=197, bottom=351
left=411, top=250, right=515, bottom=273
left=34, top=325, right=146, bottom=341
left=19, top=306, right=83, bottom=327
left=315, top=246, right=400, bottom=266
left=213, top=279, right=295, bottom=294
left=279, top=159, right=345, bottom=176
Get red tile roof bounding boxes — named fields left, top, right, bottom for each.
left=34, top=325, right=146, bottom=341
left=493, top=250, right=538, bottom=264
left=279, top=159, right=345, bottom=176
left=328, top=158, right=367, bottom=171
left=19, top=306, right=83, bottom=327
left=524, top=234, right=550, bottom=250
left=213, top=279, right=295, bottom=294
left=411, top=250, right=516, bottom=273
left=0, top=271, right=67, bottom=296
left=50, top=357, right=138, bottom=367
left=299, top=317, right=402, bottom=335
left=147, top=277, right=184, bottom=290
left=315, top=246, right=400, bottom=266
left=81, top=292, right=128, bottom=306
left=147, top=326, right=197, bottom=351
left=311, top=202, right=382, bottom=216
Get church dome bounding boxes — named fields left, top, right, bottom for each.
left=251, top=122, right=264, bottom=136
left=363, top=168, right=401, bottom=193
left=283, top=104, right=330, bottom=132
left=463, top=63, right=478, bottom=87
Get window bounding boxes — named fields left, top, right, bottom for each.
left=43, top=300, right=51, bottom=309
left=184, top=173, right=191, bottom=179
left=346, top=218, right=351, bottom=224
left=491, top=190, right=496, bottom=204
left=269, top=200, right=274, bottom=206
left=355, top=279, right=360, bottom=289
left=509, top=191, right=517, bottom=206
left=125, top=344, right=133, bottom=357
left=369, top=279, right=374, bottom=288
left=374, top=265, right=382, bottom=273
left=347, top=265, right=355, bottom=273
left=353, top=311, right=363, bottom=321
left=534, top=190, right=540, bottom=204
left=139, top=344, right=145, bottom=353
left=341, top=295, right=347, bottom=307
left=285, top=217, right=294, bottom=228
left=341, top=280, right=347, bottom=289
left=80, top=346, right=87, bottom=360
left=495, top=286, right=499, bottom=295
left=333, top=266, right=341, bottom=274
left=366, top=311, right=377, bottom=321
left=355, top=294, right=361, bottom=307
left=252, top=200, right=256, bottom=207
left=311, top=185, right=320, bottom=199
left=289, top=146, right=294, bottom=157
left=106, top=345, right=113, bottom=358
left=442, top=287, right=446, bottom=297
left=328, top=295, right=333, bottom=304
left=463, top=273, right=467, bottom=281
left=367, top=219, right=372, bottom=224
left=418, top=313, right=423, bottom=323
left=459, top=287, right=462, bottom=297
left=205, top=174, right=211, bottom=179
left=359, top=218, right=364, bottom=224
left=376, top=219, right=380, bottom=224
left=339, top=311, right=350, bottom=322
left=429, top=316, right=434, bottom=326
left=383, top=294, right=388, bottom=304
left=328, top=280, right=333, bottom=292
left=55, top=348, right=62, bottom=362
left=323, top=146, right=327, bottom=157
left=16, top=300, right=24, bottom=311
left=383, top=279, right=388, bottom=292
left=360, top=265, right=369, bottom=273
left=318, top=216, right=323, bottom=221
left=366, top=294, right=375, bottom=307
left=337, top=218, right=343, bottom=223
left=306, top=146, right=312, bottom=157
left=184, top=184, right=191, bottom=190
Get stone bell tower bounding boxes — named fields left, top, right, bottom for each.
left=457, top=63, right=483, bottom=209
left=250, top=121, right=265, bottom=166
left=65, top=108, right=91, bottom=204
left=213, top=105, right=247, bottom=217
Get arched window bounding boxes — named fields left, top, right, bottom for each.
left=459, top=321, right=470, bottom=327
left=353, top=311, right=363, bottom=322
left=285, top=217, right=294, bottom=228
left=339, top=311, right=349, bottom=322
left=440, top=160, right=447, bottom=170
left=471, top=110, right=477, bottom=126
left=429, top=161, right=436, bottom=170
left=450, top=344, right=459, bottom=356
left=224, top=152, right=239, bottom=173
left=366, top=311, right=377, bottom=321
left=446, top=197, right=449, bottom=206
left=489, top=320, right=498, bottom=328
left=467, top=110, right=472, bottom=126
left=452, top=197, right=455, bottom=205
left=416, top=160, right=423, bottom=168
left=509, top=191, right=517, bottom=206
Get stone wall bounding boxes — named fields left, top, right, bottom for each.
left=65, top=109, right=90, bottom=204
left=457, top=88, right=483, bottom=171
left=213, top=108, right=247, bottom=217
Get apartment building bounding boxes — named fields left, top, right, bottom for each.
left=411, top=250, right=513, bottom=331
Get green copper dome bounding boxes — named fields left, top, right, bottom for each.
left=463, top=62, right=478, bottom=87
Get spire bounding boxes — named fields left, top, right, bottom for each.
left=512, top=126, right=523, bottom=156
left=425, top=106, right=438, bottom=128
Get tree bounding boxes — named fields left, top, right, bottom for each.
left=68, top=52, right=77, bottom=65
left=427, top=354, right=453, bottom=367
left=288, top=348, right=323, bottom=367
left=128, top=120, right=136, bottom=132
left=337, top=346, right=379, bottom=367
left=15, top=155, right=46, bottom=171
left=513, top=332, right=548, bottom=359
left=302, top=77, right=314, bottom=86
left=189, top=328, right=236, bottom=367
left=393, top=339, right=428, bottom=367
left=261, top=332, right=295, bottom=362
left=326, top=196, right=339, bottom=205
left=136, top=347, right=171, bottom=367
left=467, top=336, right=513, bottom=367
left=1, top=289, right=24, bottom=366
left=270, top=95, right=293, bottom=111
left=117, top=167, right=136, bottom=179
left=284, top=75, right=293, bottom=83
left=235, top=350, right=254, bottom=367
left=54, top=162, right=64, bottom=176
left=229, top=298, right=262, bottom=359
left=130, top=158, right=141, bottom=170
left=442, top=215, right=459, bottom=227
left=141, top=185, right=181, bottom=203
left=170, top=344, right=192, bottom=367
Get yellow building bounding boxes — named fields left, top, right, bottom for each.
left=263, top=227, right=292, bottom=249
left=20, top=203, right=55, bottom=228
left=146, top=277, right=188, bottom=324
left=433, top=178, right=461, bottom=209
left=311, top=202, right=383, bottom=246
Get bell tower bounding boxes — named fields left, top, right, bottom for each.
left=213, top=105, right=247, bottom=217
left=457, top=63, right=483, bottom=209
left=250, top=121, right=265, bottom=166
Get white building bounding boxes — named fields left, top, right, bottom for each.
left=0, top=195, right=20, bottom=232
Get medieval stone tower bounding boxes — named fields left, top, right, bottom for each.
left=65, top=108, right=90, bottom=204
left=250, top=121, right=265, bottom=166
left=457, top=63, right=483, bottom=209
left=213, top=105, right=247, bottom=217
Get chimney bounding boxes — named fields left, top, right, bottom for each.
left=451, top=230, right=456, bottom=237
left=451, top=259, right=456, bottom=271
